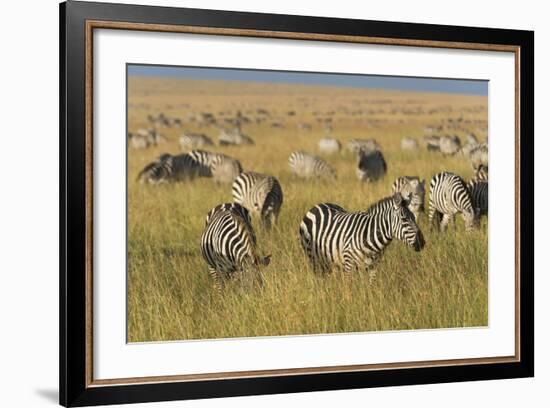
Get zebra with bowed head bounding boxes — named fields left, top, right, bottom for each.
left=391, top=176, right=426, bottom=221
left=288, top=151, right=336, bottom=180
left=201, top=203, right=271, bottom=290
left=137, top=153, right=207, bottom=184
left=232, top=172, right=283, bottom=228
left=468, top=178, right=488, bottom=217
left=428, top=172, right=480, bottom=231
left=299, top=194, right=425, bottom=274
left=189, top=149, right=243, bottom=184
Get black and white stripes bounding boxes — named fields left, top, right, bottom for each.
left=428, top=172, right=479, bottom=231
left=232, top=172, right=283, bottom=228
left=299, top=194, right=425, bottom=273
left=200, top=203, right=271, bottom=289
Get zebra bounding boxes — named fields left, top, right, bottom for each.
left=356, top=148, right=387, bottom=182
left=137, top=153, right=204, bottom=184
left=439, top=135, right=461, bottom=156
left=424, top=135, right=441, bottom=152
left=232, top=172, right=283, bottom=228
left=428, top=172, right=480, bottom=231
left=468, top=142, right=488, bottom=171
left=179, top=133, right=214, bottom=151
left=201, top=203, right=271, bottom=290
left=288, top=151, right=336, bottom=180
left=468, top=179, right=488, bottom=217
left=475, top=164, right=488, bottom=181
left=391, top=176, right=426, bottom=220
left=401, top=137, right=419, bottom=151
left=299, top=193, right=425, bottom=274
left=189, top=150, right=243, bottom=183
left=218, top=127, right=255, bottom=146
left=347, top=138, right=380, bottom=154
left=318, top=137, right=341, bottom=155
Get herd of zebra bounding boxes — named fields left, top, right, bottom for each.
left=136, top=133, right=488, bottom=291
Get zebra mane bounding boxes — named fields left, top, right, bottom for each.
left=366, top=194, right=404, bottom=213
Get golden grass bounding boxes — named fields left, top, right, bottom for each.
left=127, top=77, right=488, bottom=342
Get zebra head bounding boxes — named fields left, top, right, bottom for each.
left=463, top=207, right=481, bottom=231
left=390, top=193, right=425, bottom=252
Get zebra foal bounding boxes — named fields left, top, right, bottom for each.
left=232, top=172, right=283, bottom=228
left=299, top=194, right=425, bottom=274
left=428, top=172, right=480, bottom=231
left=201, top=203, right=271, bottom=290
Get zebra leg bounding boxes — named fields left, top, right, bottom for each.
left=208, top=267, right=224, bottom=293
left=440, top=214, right=452, bottom=231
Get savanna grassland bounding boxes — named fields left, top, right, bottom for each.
left=127, top=77, right=488, bottom=342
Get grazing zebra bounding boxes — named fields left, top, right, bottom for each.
left=299, top=194, right=425, bottom=274
left=232, top=172, right=283, bottom=228
left=201, top=203, right=271, bottom=290
left=428, top=172, right=479, bottom=231
left=218, top=127, right=255, bottom=146
left=288, top=151, right=336, bottom=180
left=401, top=137, right=419, bottom=151
left=391, top=176, right=426, bottom=220
left=189, top=150, right=243, bottom=183
left=356, top=149, right=387, bottom=182
left=179, top=133, right=214, bottom=151
left=137, top=153, right=204, bottom=184
left=318, top=137, right=341, bottom=154
left=424, top=135, right=441, bottom=152
left=439, top=135, right=461, bottom=155
left=468, top=179, right=488, bottom=217
left=347, top=138, right=379, bottom=154
left=475, top=164, right=488, bottom=181
left=468, top=142, right=488, bottom=171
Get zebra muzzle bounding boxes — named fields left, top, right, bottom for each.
left=414, top=231, right=425, bottom=252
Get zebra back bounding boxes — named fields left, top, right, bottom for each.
left=288, top=151, right=336, bottom=179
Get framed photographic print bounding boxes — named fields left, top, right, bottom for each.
left=60, top=1, right=534, bottom=406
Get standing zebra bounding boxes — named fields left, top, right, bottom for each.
left=391, top=176, right=426, bottom=220
left=200, top=203, right=271, bottom=290
left=428, top=172, right=480, bottom=231
left=299, top=194, right=425, bottom=274
left=288, top=151, right=336, bottom=180
left=189, top=150, right=243, bottom=183
left=137, top=153, right=204, bottom=184
left=468, top=179, right=488, bottom=217
left=356, top=148, right=387, bottom=182
left=232, top=172, right=283, bottom=228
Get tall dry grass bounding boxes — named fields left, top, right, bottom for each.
left=127, top=78, right=488, bottom=342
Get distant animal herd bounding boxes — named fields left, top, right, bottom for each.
left=130, top=114, right=488, bottom=291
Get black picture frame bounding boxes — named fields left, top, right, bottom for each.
left=60, top=1, right=534, bottom=406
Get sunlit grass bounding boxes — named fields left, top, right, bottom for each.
left=127, top=78, right=488, bottom=342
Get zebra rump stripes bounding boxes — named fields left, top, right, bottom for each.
left=232, top=172, right=283, bottom=228
left=299, top=194, right=425, bottom=273
left=428, top=171, right=479, bottom=231
left=468, top=179, right=488, bottom=216
left=201, top=203, right=270, bottom=289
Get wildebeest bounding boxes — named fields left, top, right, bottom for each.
left=356, top=149, right=387, bottom=182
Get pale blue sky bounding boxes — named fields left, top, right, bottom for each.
left=127, top=64, right=488, bottom=96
